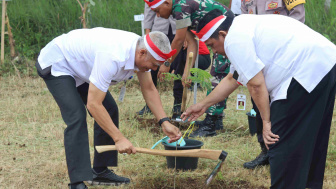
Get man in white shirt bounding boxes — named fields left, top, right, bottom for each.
left=182, top=9, right=336, bottom=188
left=240, top=0, right=306, bottom=170
left=36, top=28, right=182, bottom=189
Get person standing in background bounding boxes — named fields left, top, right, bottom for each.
left=241, top=0, right=305, bottom=22
left=137, top=3, right=185, bottom=116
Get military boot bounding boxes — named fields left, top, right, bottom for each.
left=215, top=114, right=224, bottom=130
left=243, top=142, right=269, bottom=169
left=171, top=104, right=181, bottom=120
left=189, top=114, right=217, bottom=137
left=194, top=113, right=214, bottom=127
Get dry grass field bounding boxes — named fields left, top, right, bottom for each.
left=1, top=75, right=336, bottom=188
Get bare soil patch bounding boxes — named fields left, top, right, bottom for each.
left=134, top=116, right=192, bottom=135
left=135, top=117, right=161, bottom=135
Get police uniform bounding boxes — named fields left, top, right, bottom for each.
left=143, top=4, right=187, bottom=114
left=37, top=28, right=140, bottom=183
left=144, top=4, right=176, bottom=36
left=226, top=14, right=336, bottom=188
left=241, top=0, right=305, bottom=23
left=144, top=4, right=188, bottom=111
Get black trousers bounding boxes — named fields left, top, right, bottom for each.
left=268, top=64, right=336, bottom=189
left=42, top=74, right=118, bottom=183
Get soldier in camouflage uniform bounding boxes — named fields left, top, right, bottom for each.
left=241, top=0, right=305, bottom=170
left=144, top=0, right=232, bottom=137
left=207, top=54, right=230, bottom=117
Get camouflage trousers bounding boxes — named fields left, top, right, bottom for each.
left=206, top=54, right=230, bottom=116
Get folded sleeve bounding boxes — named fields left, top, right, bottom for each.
left=89, top=51, right=119, bottom=92
left=225, top=32, right=265, bottom=86
left=144, top=4, right=155, bottom=29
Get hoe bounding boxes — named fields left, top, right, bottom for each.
left=96, top=145, right=228, bottom=186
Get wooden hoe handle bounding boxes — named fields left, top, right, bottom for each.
left=181, top=52, right=194, bottom=112
left=96, top=145, right=222, bottom=161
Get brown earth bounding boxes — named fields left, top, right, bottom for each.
left=134, top=117, right=192, bottom=136
left=135, top=117, right=161, bottom=135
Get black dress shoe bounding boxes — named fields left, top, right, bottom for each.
left=68, top=182, right=88, bottom=189
left=87, top=168, right=130, bottom=186
left=136, top=105, right=152, bottom=116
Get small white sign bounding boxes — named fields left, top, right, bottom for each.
left=118, top=85, right=126, bottom=102
left=236, top=94, right=246, bottom=110
left=134, top=14, right=144, bottom=21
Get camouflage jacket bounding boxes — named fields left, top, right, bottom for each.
left=172, top=0, right=229, bottom=30
left=212, top=54, right=231, bottom=75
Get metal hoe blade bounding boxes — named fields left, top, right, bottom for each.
left=205, top=150, right=228, bottom=186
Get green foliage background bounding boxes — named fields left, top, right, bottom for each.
left=1, top=0, right=336, bottom=59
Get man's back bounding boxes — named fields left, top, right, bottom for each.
left=38, top=28, right=140, bottom=91
left=226, top=14, right=336, bottom=100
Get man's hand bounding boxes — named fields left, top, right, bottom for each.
left=115, top=137, right=136, bottom=155
left=181, top=103, right=207, bottom=121
left=262, top=121, right=279, bottom=149
left=161, top=122, right=182, bottom=143
left=183, top=40, right=188, bottom=50
left=181, top=73, right=192, bottom=87
left=158, top=64, right=170, bottom=81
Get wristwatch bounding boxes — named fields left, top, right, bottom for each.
left=158, top=117, right=170, bottom=126
left=163, top=60, right=171, bottom=67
